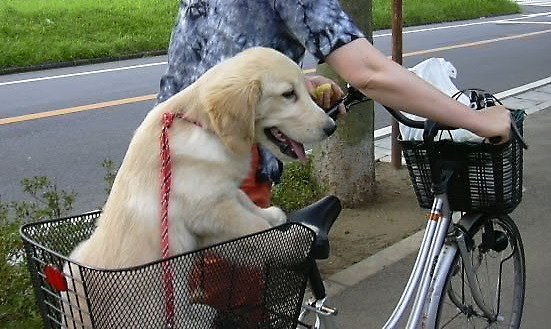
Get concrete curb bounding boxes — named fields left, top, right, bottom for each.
left=0, top=50, right=166, bottom=76
left=324, top=230, right=424, bottom=297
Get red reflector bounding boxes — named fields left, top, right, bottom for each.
left=44, top=265, right=68, bottom=292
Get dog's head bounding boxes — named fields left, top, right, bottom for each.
left=200, top=47, right=337, bottom=161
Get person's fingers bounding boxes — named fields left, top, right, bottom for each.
left=323, top=89, right=332, bottom=108
left=331, top=83, right=345, bottom=101
left=338, top=103, right=346, bottom=115
left=494, top=107, right=512, bottom=143
left=314, top=83, right=332, bottom=108
left=475, top=105, right=512, bottom=142
left=305, top=79, right=316, bottom=96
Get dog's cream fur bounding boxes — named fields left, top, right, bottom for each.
left=61, top=47, right=336, bottom=327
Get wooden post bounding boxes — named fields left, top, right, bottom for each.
left=391, top=0, right=403, bottom=169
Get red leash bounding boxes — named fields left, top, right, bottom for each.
left=159, top=112, right=204, bottom=328
left=160, top=112, right=177, bottom=328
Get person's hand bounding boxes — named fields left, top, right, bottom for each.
left=471, top=105, right=512, bottom=144
left=305, top=75, right=345, bottom=113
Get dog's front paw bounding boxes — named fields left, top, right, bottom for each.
left=263, top=206, right=287, bottom=226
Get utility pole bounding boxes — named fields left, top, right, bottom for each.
left=312, top=0, right=375, bottom=207
left=391, top=0, right=404, bottom=169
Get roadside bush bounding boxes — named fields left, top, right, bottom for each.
left=273, top=160, right=326, bottom=212
left=0, top=177, right=76, bottom=328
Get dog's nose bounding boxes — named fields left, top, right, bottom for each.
left=324, top=122, right=337, bottom=137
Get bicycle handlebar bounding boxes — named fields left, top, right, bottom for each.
left=327, top=85, right=528, bottom=149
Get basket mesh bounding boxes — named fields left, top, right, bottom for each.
left=21, top=212, right=315, bottom=329
left=399, top=110, right=524, bottom=214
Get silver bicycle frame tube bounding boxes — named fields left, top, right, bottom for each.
left=302, top=196, right=487, bottom=329
left=423, top=241, right=458, bottom=326
left=407, top=194, right=452, bottom=328
left=383, top=194, right=453, bottom=329
left=422, top=212, right=496, bottom=325
left=382, top=207, right=439, bottom=328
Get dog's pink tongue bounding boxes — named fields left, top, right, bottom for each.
left=289, top=140, right=307, bottom=162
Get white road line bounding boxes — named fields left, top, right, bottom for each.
left=373, top=21, right=493, bottom=38
left=495, top=10, right=551, bottom=24
left=515, top=0, right=551, bottom=7
left=374, top=126, right=392, bottom=139
left=495, top=20, right=551, bottom=25
left=373, top=12, right=551, bottom=37
left=0, top=62, right=167, bottom=87
left=502, top=11, right=551, bottom=19
left=492, top=76, right=551, bottom=99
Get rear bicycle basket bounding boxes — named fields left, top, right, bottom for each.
left=20, top=212, right=316, bottom=329
left=399, top=109, right=525, bottom=214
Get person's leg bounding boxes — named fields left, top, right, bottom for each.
left=240, top=145, right=272, bottom=208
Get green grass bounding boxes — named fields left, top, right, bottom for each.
left=0, top=0, right=520, bottom=72
left=0, top=0, right=178, bottom=71
left=373, top=0, right=520, bottom=29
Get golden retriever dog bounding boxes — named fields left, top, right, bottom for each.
left=60, top=47, right=336, bottom=328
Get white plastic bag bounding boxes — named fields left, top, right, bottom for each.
left=400, top=58, right=483, bottom=143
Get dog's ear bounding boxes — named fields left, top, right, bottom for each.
left=206, top=79, right=261, bottom=155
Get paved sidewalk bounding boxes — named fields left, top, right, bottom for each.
left=321, top=77, right=551, bottom=327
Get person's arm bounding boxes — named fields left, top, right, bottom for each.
left=325, top=38, right=511, bottom=142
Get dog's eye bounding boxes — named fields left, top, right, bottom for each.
left=282, top=89, right=296, bottom=100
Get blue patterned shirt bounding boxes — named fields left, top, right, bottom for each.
left=158, top=0, right=365, bottom=182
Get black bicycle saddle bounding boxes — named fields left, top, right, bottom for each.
left=287, top=195, right=342, bottom=259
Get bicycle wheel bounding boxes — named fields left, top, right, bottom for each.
left=437, top=214, right=525, bottom=328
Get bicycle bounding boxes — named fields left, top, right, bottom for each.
left=20, top=87, right=527, bottom=329
left=296, top=87, right=528, bottom=328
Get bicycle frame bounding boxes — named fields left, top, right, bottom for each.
left=380, top=191, right=455, bottom=329
left=295, top=191, right=494, bottom=329
left=297, top=191, right=459, bottom=329
left=384, top=193, right=498, bottom=328
left=297, top=88, right=525, bottom=329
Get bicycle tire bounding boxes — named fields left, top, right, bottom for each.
left=436, top=214, right=525, bottom=328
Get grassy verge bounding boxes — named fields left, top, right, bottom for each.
left=1, top=0, right=520, bottom=73
left=0, top=0, right=178, bottom=71
left=373, top=0, right=520, bottom=29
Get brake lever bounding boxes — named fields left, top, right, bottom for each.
left=325, top=87, right=371, bottom=121
left=510, top=115, right=529, bottom=149
left=326, top=101, right=344, bottom=121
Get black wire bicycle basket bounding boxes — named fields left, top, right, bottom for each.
left=399, top=109, right=525, bottom=214
left=20, top=211, right=316, bottom=329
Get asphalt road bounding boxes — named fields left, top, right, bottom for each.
left=1, top=8, right=550, bottom=212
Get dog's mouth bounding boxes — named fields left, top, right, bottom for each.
left=264, top=127, right=307, bottom=162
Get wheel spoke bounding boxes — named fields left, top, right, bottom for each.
left=436, top=215, right=525, bottom=328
